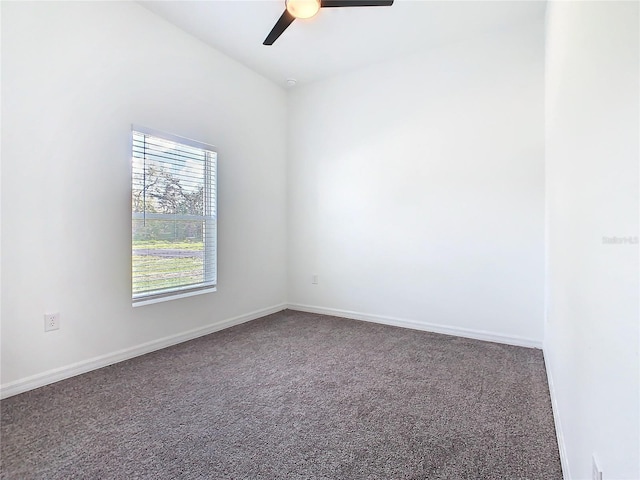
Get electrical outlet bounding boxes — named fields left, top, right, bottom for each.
left=592, top=455, right=602, bottom=480
left=312, top=274, right=318, bottom=285
left=44, top=313, right=60, bottom=332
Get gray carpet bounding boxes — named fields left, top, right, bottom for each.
left=1, top=310, right=562, bottom=479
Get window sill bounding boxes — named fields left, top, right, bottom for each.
left=132, top=286, right=217, bottom=307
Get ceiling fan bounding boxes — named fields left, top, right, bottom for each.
left=264, top=0, right=394, bottom=45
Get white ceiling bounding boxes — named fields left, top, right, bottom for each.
left=140, top=0, right=546, bottom=87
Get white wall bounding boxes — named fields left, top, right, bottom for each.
left=287, top=22, right=546, bottom=346
left=544, top=2, right=639, bottom=479
left=1, top=1, right=287, bottom=393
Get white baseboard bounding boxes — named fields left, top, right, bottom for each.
left=1, top=303, right=542, bottom=399
left=0, top=303, right=286, bottom=399
left=287, top=303, right=543, bottom=349
left=543, top=348, right=571, bottom=480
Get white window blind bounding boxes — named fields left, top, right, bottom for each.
left=131, top=126, right=217, bottom=304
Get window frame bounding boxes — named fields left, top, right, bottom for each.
left=131, top=125, right=217, bottom=307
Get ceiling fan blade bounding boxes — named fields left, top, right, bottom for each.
left=263, top=10, right=295, bottom=45
left=321, top=0, right=393, bottom=7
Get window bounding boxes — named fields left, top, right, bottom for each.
left=131, top=126, right=217, bottom=305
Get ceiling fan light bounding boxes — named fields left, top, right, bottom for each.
left=286, top=0, right=321, bottom=19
